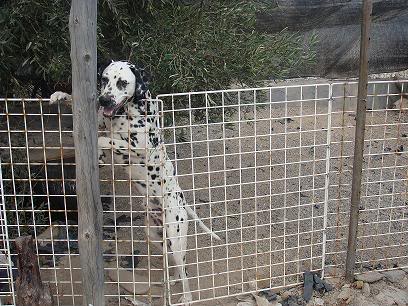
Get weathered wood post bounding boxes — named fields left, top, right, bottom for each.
left=15, top=236, right=53, bottom=306
left=69, top=1, right=105, bottom=305
left=345, top=0, right=373, bottom=282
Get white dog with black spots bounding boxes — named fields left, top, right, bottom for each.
left=50, top=60, right=221, bottom=305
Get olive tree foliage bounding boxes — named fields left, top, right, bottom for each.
left=0, top=0, right=317, bottom=97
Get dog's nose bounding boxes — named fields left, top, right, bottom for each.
left=99, top=95, right=112, bottom=107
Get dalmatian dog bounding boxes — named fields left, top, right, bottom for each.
left=50, top=60, right=221, bottom=305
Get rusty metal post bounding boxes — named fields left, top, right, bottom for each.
left=345, top=0, right=373, bottom=282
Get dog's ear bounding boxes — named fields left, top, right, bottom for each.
left=129, top=65, right=150, bottom=85
left=139, top=68, right=151, bottom=85
left=128, top=64, right=138, bottom=79
left=129, top=64, right=151, bottom=99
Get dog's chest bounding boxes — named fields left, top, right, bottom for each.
left=102, top=105, right=161, bottom=154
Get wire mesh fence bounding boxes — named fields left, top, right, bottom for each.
left=158, top=84, right=332, bottom=304
left=326, top=81, right=408, bottom=276
left=0, top=80, right=407, bottom=305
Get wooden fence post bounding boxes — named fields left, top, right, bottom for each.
left=15, top=236, right=53, bottom=306
left=345, top=0, right=373, bottom=282
left=69, top=1, right=105, bottom=305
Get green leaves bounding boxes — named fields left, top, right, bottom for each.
left=0, top=0, right=317, bottom=98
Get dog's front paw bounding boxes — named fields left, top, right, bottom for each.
left=50, top=91, right=72, bottom=105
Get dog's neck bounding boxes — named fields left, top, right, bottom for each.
left=125, top=92, right=158, bottom=117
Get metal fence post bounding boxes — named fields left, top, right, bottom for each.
left=69, top=1, right=105, bottom=305
left=345, top=0, right=373, bottom=283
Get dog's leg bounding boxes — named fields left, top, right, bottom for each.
left=166, top=203, right=191, bottom=305
left=144, top=209, right=185, bottom=287
left=97, top=136, right=142, bottom=165
left=50, top=91, right=106, bottom=129
left=97, top=137, right=112, bottom=166
left=144, top=211, right=164, bottom=253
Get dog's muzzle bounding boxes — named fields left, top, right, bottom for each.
left=98, top=95, right=128, bottom=117
left=99, top=95, right=114, bottom=108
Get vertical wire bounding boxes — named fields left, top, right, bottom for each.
left=40, top=100, right=60, bottom=305
left=188, top=94, right=201, bottom=302
left=0, top=158, right=15, bottom=304
left=253, top=90, right=259, bottom=290
left=204, top=93, right=216, bottom=299
left=321, top=85, right=332, bottom=278
left=221, top=92, right=230, bottom=296
left=296, top=86, right=303, bottom=281
left=56, top=102, right=75, bottom=304
left=268, top=88, right=273, bottom=289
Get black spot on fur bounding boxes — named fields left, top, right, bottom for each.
left=116, top=78, right=129, bottom=90
left=151, top=198, right=160, bottom=206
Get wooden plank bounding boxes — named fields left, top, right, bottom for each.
left=29, top=150, right=76, bottom=163
left=69, top=1, right=105, bottom=305
left=26, top=132, right=74, bottom=162
left=15, top=235, right=53, bottom=306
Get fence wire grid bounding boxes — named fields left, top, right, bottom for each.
left=0, top=80, right=407, bottom=305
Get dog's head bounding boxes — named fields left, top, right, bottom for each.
left=98, top=60, right=149, bottom=117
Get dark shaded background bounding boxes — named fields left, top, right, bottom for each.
left=256, top=0, right=408, bottom=77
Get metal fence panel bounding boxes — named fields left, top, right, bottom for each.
left=325, top=81, right=408, bottom=277
left=157, top=84, right=332, bottom=304
left=0, top=80, right=406, bottom=305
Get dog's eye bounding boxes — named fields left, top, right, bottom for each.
left=116, top=79, right=128, bottom=90
left=101, top=77, right=108, bottom=86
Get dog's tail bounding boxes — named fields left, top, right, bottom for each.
left=185, top=206, right=221, bottom=241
